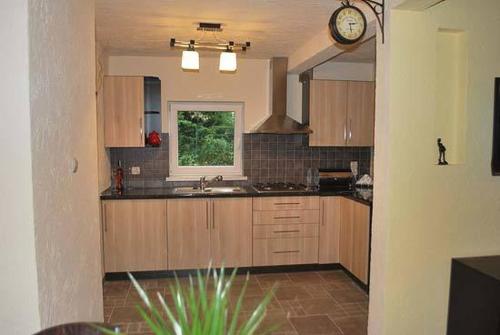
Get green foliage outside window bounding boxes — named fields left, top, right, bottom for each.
left=178, top=111, right=235, bottom=166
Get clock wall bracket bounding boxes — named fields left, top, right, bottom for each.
left=340, top=0, right=385, bottom=43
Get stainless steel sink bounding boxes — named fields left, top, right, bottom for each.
left=172, top=186, right=244, bottom=194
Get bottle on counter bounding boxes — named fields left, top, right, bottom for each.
left=114, top=160, right=124, bottom=193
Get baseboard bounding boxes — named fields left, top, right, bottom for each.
left=104, top=263, right=368, bottom=292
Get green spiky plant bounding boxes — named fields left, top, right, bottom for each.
left=96, top=267, right=276, bottom=335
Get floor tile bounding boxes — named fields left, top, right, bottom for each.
left=274, top=285, right=313, bottom=301
left=109, top=307, right=145, bottom=323
left=289, top=315, right=342, bottom=335
left=297, top=298, right=346, bottom=317
left=288, top=272, right=326, bottom=285
left=331, top=315, right=368, bottom=335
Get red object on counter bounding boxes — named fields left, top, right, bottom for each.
left=147, top=131, right=161, bottom=146
left=114, top=164, right=124, bottom=193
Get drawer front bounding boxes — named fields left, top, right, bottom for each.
left=253, top=224, right=319, bottom=239
left=253, top=209, right=320, bottom=225
left=253, top=196, right=320, bottom=211
left=253, top=237, right=319, bottom=266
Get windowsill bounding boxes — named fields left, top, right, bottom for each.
left=165, top=175, right=248, bottom=182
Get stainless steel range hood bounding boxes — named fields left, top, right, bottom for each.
left=252, top=57, right=311, bottom=134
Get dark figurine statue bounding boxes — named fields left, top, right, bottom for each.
left=437, top=138, right=449, bottom=165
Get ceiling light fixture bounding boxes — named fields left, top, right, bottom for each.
left=181, top=40, right=199, bottom=70
left=219, top=45, right=237, bottom=72
left=170, top=23, right=250, bottom=72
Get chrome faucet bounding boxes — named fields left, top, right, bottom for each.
left=199, top=175, right=223, bottom=191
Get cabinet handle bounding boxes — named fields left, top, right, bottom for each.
left=273, top=250, right=300, bottom=254
left=212, top=201, right=215, bottom=229
left=273, top=230, right=301, bottom=233
left=273, top=216, right=300, bottom=220
left=206, top=201, right=209, bottom=230
left=274, top=202, right=300, bottom=206
left=139, top=117, right=143, bottom=136
left=321, top=200, right=325, bottom=226
left=102, top=203, right=107, bottom=232
left=343, top=123, right=347, bottom=141
left=349, top=118, right=352, bottom=141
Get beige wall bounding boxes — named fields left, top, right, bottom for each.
left=96, top=43, right=111, bottom=192
left=0, top=1, right=41, bottom=333
left=29, top=0, right=103, bottom=328
left=369, top=0, right=500, bottom=334
left=107, top=56, right=271, bottom=132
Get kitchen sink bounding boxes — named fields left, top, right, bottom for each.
left=172, top=186, right=244, bottom=194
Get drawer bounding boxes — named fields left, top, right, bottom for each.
left=253, top=196, right=320, bottom=211
left=253, top=237, right=319, bottom=266
left=253, top=209, right=319, bottom=225
left=253, top=224, right=319, bottom=239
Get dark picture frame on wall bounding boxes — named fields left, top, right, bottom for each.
left=492, top=78, right=500, bottom=175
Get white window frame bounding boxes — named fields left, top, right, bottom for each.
left=167, top=101, right=245, bottom=180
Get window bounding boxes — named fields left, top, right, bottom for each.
left=168, top=102, right=244, bottom=179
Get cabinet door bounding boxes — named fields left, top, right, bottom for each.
left=339, top=198, right=354, bottom=270
left=103, top=200, right=167, bottom=272
left=318, top=197, right=341, bottom=264
left=309, top=80, right=348, bottom=146
left=104, top=76, right=145, bottom=147
left=167, top=199, right=210, bottom=270
left=351, top=202, right=370, bottom=284
left=347, top=81, right=375, bottom=146
left=211, top=198, right=253, bottom=267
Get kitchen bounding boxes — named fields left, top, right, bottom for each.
left=3, top=1, right=500, bottom=334
left=98, top=14, right=376, bottom=332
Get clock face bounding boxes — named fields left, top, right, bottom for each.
left=329, top=5, right=367, bottom=44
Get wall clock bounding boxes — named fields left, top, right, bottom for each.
left=329, top=3, right=368, bottom=45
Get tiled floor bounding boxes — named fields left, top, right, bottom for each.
left=103, top=270, right=368, bottom=335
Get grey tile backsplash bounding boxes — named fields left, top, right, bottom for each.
left=109, top=133, right=372, bottom=188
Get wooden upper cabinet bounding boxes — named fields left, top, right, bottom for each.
left=347, top=81, right=375, bottom=146
left=309, top=80, right=348, bottom=146
left=309, top=79, right=375, bottom=147
left=318, top=197, right=341, bottom=264
left=104, top=76, right=145, bottom=147
left=351, top=201, right=370, bottom=284
left=103, top=200, right=167, bottom=272
left=167, top=199, right=211, bottom=270
left=211, top=198, right=253, bottom=267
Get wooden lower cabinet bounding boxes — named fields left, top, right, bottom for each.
left=102, top=200, right=167, bottom=272
left=338, top=198, right=371, bottom=284
left=167, top=199, right=211, bottom=270
left=167, top=198, right=252, bottom=270
left=211, top=198, right=253, bottom=267
left=319, top=197, right=342, bottom=264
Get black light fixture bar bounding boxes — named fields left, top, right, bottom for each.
left=170, top=38, right=251, bottom=52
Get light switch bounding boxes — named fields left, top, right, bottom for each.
left=130, top=166, right=141, bottom=175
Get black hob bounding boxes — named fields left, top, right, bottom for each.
left=252, top=182, right=308, bottom=193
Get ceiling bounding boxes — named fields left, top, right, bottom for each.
left=329, top=37, right=376, bottom=63
left=96, top=0, right=345, bottom=58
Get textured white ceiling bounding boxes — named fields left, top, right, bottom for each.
left=96, top=0, right=345, bottom=58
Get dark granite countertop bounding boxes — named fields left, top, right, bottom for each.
left=454, top=256, right=500, bottom=282
left=100, top=186, right=372, bottom=206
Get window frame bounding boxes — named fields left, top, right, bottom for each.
left=168, top=101, right=244, bottom=180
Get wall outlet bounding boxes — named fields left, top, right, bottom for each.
left=130, top=166, right=141, bottom=175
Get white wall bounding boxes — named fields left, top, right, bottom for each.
left=107, top=56, right=271, bottom=132
left=313, top=62, right=375, bottom=81
left=369, top=0, right=500, bottom=334
left=0, top=1, right=41, bottom=333
left=287, top=74, right=303, bottom=123
left=29, top=0, right=103, bottom=328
